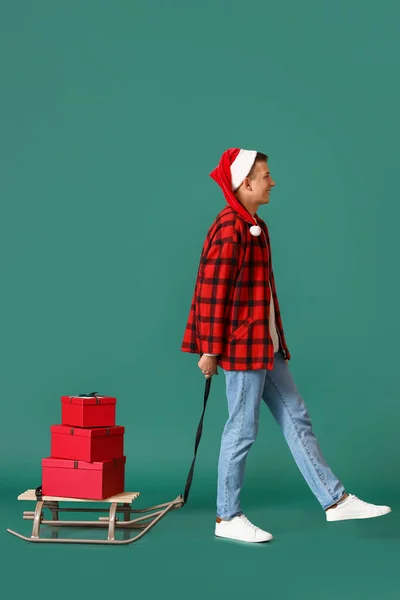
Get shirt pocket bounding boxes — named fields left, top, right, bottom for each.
left=227, top=316, right=254, bottom=342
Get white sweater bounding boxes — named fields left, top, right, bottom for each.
left=204, top=281, right=280, bottom=356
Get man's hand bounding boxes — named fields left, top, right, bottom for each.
left=285, top=359, right=289, bottom=365
left=198, top=354, right=218, bottom=379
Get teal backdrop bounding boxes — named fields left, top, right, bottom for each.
left=1, top=1, right=399, bottom=598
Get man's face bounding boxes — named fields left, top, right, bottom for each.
left=247, top=160, right=275, bottom=204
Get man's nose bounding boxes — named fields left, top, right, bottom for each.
left=270, top=178, right=275, bottom=187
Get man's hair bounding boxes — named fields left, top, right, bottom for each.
left=247, top=152, right=268, bottom=180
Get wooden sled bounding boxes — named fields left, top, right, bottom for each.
left=7, top=377, right=213, bottom=545
left=7, top=489, right=184, bottom=545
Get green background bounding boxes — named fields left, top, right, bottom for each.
left=1, top=0, right=399, bottom=597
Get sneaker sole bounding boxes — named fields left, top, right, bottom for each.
left=215, top=531, right=273, bottom=543
left=326, top=507, right=392, bottom=522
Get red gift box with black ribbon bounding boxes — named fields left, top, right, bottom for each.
left=50, top=424, right=125, bottom=462
left=61, top=394, right=116, bottom=428
left=42, top=456, right=126, bottom=499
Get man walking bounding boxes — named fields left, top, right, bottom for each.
left=181, top=148, right=391, bottom=543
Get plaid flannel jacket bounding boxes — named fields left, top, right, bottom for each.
left=180, top=205, right=291, bottom=370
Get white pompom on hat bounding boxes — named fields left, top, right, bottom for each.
left=209, top=148, right=262, bottom=236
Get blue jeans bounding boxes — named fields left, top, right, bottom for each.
left=216, top=349, right=346, bottom=518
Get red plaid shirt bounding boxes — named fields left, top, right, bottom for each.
left=181, top=205, right=291, bottom=370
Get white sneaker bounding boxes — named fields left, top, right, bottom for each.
left=215, top=513, right=273, bottom=543
left=326, top=493, right=392, bottom=522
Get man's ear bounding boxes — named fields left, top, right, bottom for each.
left=243, top=176, right=252, bottom=191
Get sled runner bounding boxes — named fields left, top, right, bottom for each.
left=7, top=489, right=184, bottom=544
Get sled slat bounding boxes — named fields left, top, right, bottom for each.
left=17, top=489, right=140, bottom=503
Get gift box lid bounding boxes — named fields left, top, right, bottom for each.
left=61, top=394, right=116, bottom=406
left=50, top=424, right=125, bottom=438
left=42, top=456, right=126, bottom=471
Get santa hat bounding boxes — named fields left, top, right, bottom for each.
left=209, top=148, right=262, bottom=236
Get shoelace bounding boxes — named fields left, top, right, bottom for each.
left=348, top=493, right=365, bottom=503
left=342, top=493, right=366, bottom=506
left=236, top=514, right=258, bottom=531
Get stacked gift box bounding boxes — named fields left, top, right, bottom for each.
left=41, top=393, right=126, bottom=499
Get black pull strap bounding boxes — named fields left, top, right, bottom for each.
left=181, top=376, right=213, bottom=505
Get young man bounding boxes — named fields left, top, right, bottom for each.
left=181, top=148, right=391, bottom=543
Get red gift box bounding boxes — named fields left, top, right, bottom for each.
left=50, top=424, right=124, bottom=462
left=42, top=456, right=126, bottom=499
left=61, top=395, right=116, bottom=427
